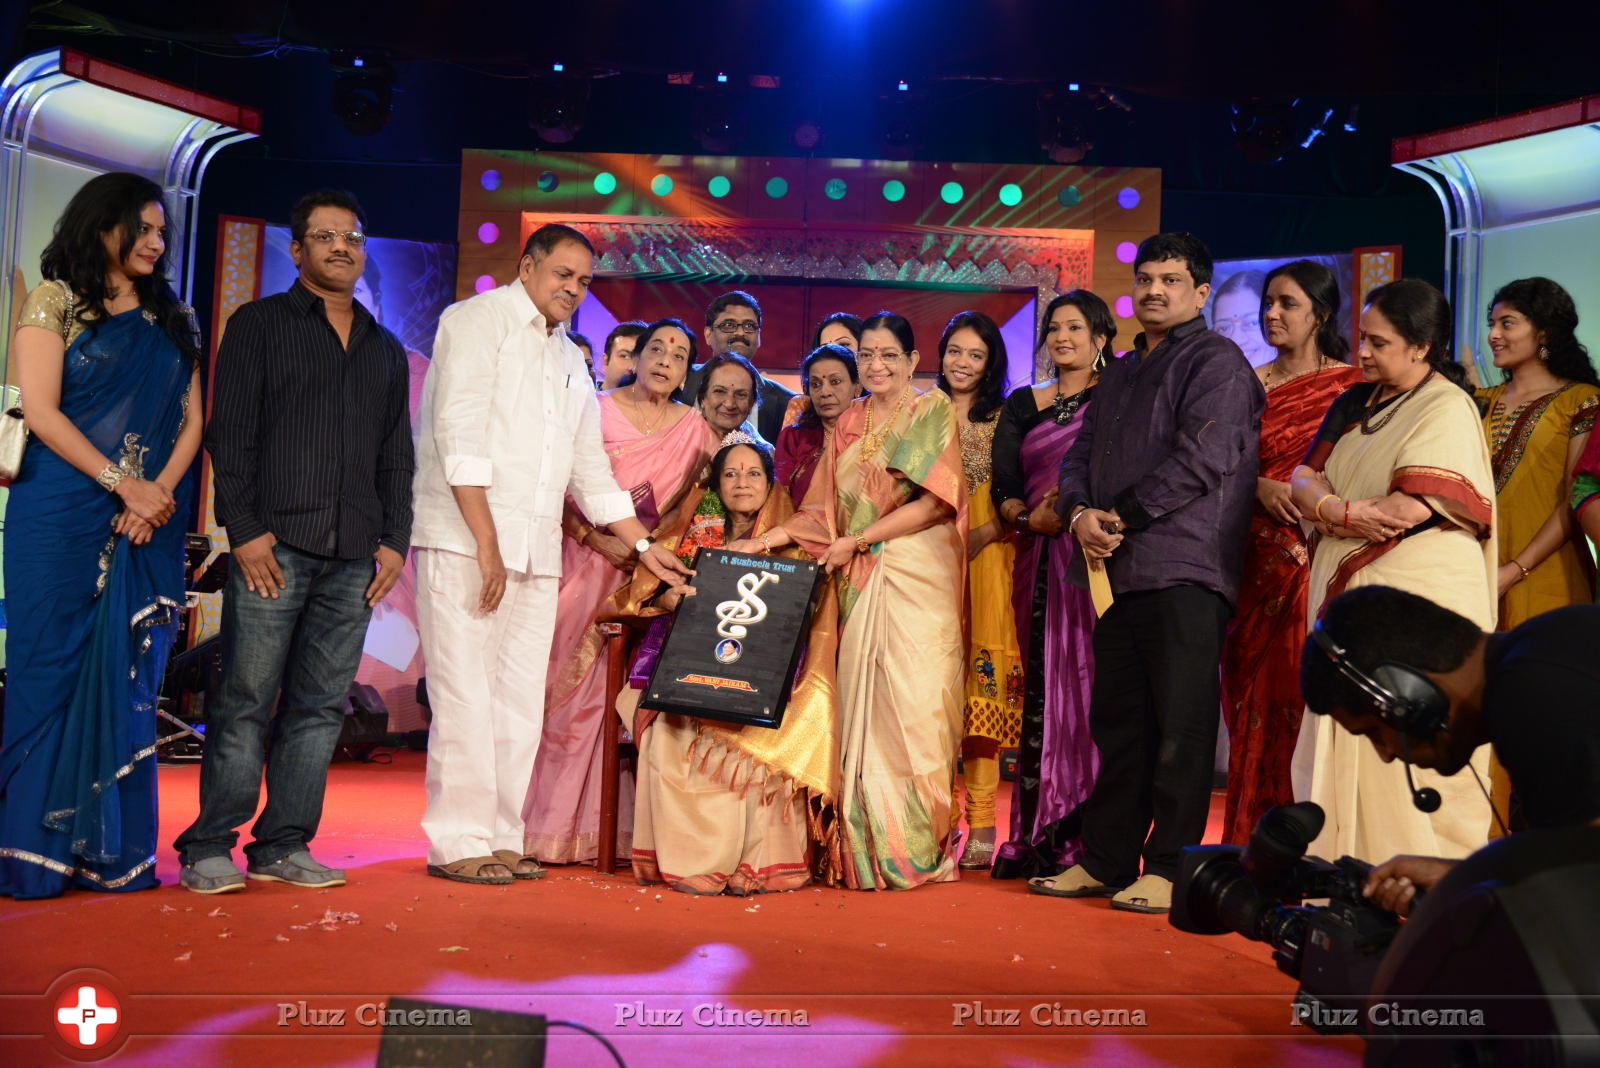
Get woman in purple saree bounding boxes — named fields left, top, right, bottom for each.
left=988, top=290, right=1114, bottom=879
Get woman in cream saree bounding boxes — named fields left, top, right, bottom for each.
left=617, top=437, right=841, bottom=894
left=1291, top=283, right=1497, bottom=862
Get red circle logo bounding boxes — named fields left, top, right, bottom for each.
left=53, top=982, right=122, bottom=1049
left=44, top=969, right=130, bottom=1061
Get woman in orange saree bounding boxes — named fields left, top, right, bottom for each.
left=750, top=312, right=968, bottom=889
left=1220, top=261, right=1362, bottom=844
left=522, top=319, right=718, bottom=864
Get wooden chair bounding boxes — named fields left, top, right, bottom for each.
left=596, top=622, right=632, bottom=875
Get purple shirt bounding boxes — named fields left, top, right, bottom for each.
left=1057, top=316, right=1264, bottom=604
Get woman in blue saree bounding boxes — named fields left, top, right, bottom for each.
left=0, top=172, right=202, bottom=899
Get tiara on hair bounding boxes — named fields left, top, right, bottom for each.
left=719, top=429, right=762, bottom=449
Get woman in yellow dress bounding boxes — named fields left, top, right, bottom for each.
left=1475, top=276, right=1597, bottom=828
left=747, top=311, right=968, bottom=889
left=934, top=310, right=1021, bottom=870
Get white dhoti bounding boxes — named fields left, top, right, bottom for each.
left=416, top=547, right=558, bottom=866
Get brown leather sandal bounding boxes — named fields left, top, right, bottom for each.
left=492, top=849, right=547, bottom=881
left=426, top=856, right=514, bottom=884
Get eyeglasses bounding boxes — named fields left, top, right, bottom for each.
left=858, top=350, right=906, bottom=366
left=713, top=319, right=760, bottom=335
left=303, top=229, right=367, bottom=247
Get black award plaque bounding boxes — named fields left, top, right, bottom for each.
left=642, top=548, right=823, bottom=729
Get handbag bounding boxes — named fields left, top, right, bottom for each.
left=0, top=385, right=25, bottom=481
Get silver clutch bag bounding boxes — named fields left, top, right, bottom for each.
left=0, top=385, right=27, bottom=481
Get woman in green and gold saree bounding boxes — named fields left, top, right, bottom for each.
left=749, top=311, right=968, bottom=890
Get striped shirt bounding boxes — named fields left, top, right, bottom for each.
left=206, top=281, right=414, bottom=560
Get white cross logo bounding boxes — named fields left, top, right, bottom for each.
left=56, top=984, right=119, bottom=1046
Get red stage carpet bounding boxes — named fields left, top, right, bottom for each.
left=1, top=752, right=1361, bottom=1065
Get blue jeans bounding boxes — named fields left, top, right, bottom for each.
left=175, top=541, right=373, bottom=866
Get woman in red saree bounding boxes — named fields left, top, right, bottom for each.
left=1221, top=261, right=1361, bottom=845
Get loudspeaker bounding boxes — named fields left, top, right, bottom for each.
left=375, top=998, right=546, bottom=1067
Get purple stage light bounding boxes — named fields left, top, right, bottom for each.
left=1115, top=295, right=1135, bottom=318
left=480, top=169, right=501, bottom=191
left=1117, top=187, right=1141, bottom=210
left=477, top=222, right=499, bottom=245
left=1116, top=241, right=1137, bottom=263
left=475, top=274, right=497, bottom=294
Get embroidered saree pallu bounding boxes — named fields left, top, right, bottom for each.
left=643, top=549, right=823, bottom=729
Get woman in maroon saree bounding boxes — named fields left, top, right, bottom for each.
left=1220, top=260, right=1361, bottom=844
left=989, top=291, right=1112, bottom=879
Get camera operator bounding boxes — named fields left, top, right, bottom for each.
left=1300, top=585, right=1600, bottom=916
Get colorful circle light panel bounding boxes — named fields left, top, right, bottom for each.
left=998, top=183, right=1023, bottom=206
left=476, top=222, right=499, bottom=245
left=537, top=171, right=559, bottom=193
left=766, top=177, right=788, bottom=198
left=940, top=181, right=964, bottom=204
left=708, top=175, right=731, bottom=198
left=1057, top=185, right=1081, bottom=207
left=650, top=174, right=674, bottom=196
left=475, top=274, right=497, bottom=294
left=881, top=179, right=906, bottom=202
left=1115, top=295, right=1135, bottom=318
left=1117, top=187, right=1141, bottom=210
left=825, top=178, right=847, bottom=200
left=593, top=171, right=618, bottom=195
left=1116, top=241, right=1138, bottom=263
left=479, top=169, right=501, bottom=192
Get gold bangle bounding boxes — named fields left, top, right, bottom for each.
left=854, top=533, right=870, bottom=554
left=1313, top=494, right=1337, bottom=523
left=1512, top=559, right=1531, bottom=580
left=572, top=521, right=594, bottom=544
left=759, top=533, right=772, bottom=553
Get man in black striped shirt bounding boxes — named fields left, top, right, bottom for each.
left=175, top=189, right=414, bottom=894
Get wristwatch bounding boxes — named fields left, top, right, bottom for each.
left=1014, top=508, right=1032, bottom=530
left=634, top=536, right=653, bottom=555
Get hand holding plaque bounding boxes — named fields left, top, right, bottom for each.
left=643, top=548, right=823, bottom=729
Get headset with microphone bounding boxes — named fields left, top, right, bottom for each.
left=1310, top=619, right=1451, bottom=814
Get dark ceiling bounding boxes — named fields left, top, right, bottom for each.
left=9, top=1, right=1598, bottom=271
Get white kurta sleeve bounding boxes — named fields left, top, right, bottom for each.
left=431, top=302, right=498, bottom=487
left=568, top=388, right=633, bottom=526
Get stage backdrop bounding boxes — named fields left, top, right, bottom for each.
left=195, top=219, right=456, bottom=731
left=456, top=151, right=1162, bottom=386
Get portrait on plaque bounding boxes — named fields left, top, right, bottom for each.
left=643, top=549, right=823, bottom=729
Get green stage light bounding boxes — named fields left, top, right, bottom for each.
left=708, top=175, right=731, bottom=198
left=825, top=178, right=847, bottom=200
left=593, top=171, right=617, bottom=195
left=940, top=181, right=964, bottom=204
left=999, top=182, right=1023, bottom=206
left=882, top=179, right=906, bottom=202
left=651, top=174, right=674, bottom=196
left=766, top=177, right=788, bottom=198
left=1057, top=184, right=1081, bottom=207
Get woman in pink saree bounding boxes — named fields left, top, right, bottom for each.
left=522, top=319, right=718, bottom=863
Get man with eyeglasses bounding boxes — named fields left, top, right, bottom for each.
left=178, top=189, right=414, bottom=894
left=684, top=290, right=795, bottom=443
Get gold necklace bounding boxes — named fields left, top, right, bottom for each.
left=1263, top=352, right=1328, bottom=391
left=628, top=391, right=669, bottom=435
left=859, top=387, right=911, bottom=460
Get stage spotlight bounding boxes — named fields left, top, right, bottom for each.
left=792, top=118, right=823, bottom=152
left=1036, top=86, right=1094, bottom=164
left=329, top=51, right=394, bottom=137
left=528, top=76, right=589, bottom=144
left=1230, top=97, right=1301, bottom=164
left=693, top=83, right=743, bottom=153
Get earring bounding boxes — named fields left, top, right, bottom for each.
left=1539, top=345, right=1550, bottom=362
left=1093, top=347, right=1106, bottom=373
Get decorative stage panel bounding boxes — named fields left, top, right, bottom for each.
left=458, top=150, right=1161, bottom=361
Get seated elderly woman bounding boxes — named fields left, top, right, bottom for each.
left=696, top=352, right=770, bottom=448
left=613, top=433, right=840, bottom=895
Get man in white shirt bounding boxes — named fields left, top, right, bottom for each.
left=411, top=223, right=685, bottom=885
